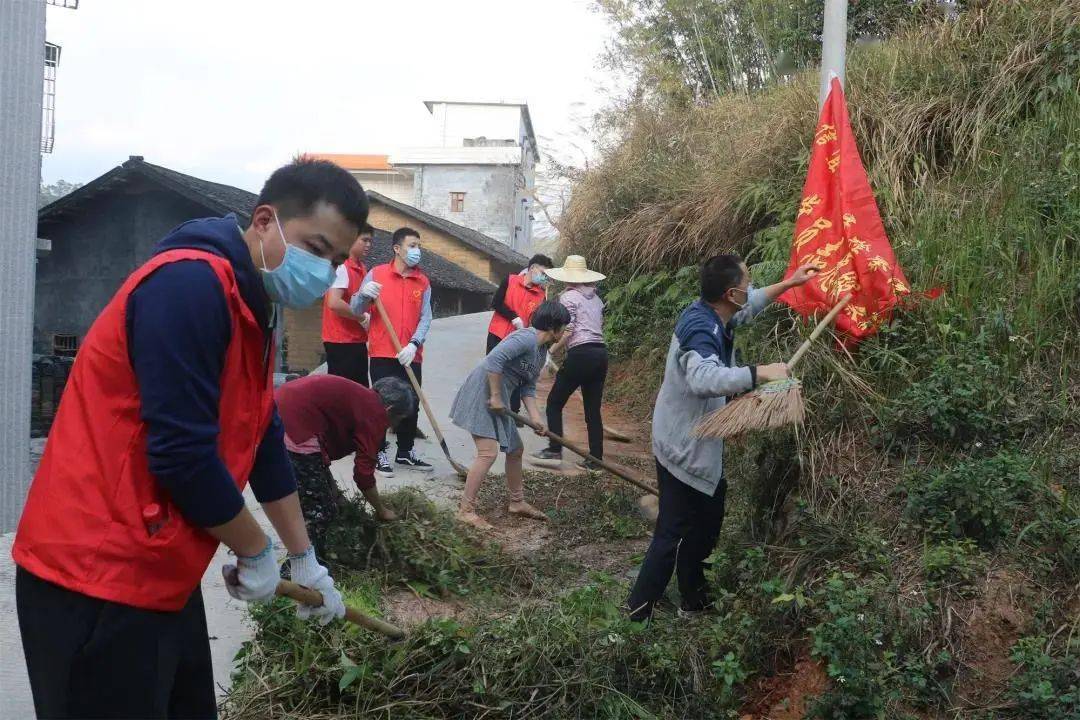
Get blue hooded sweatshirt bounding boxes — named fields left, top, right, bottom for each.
left=125, top=216, right=295, bottom=528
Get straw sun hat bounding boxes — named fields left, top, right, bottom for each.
left=545, top=255, right=606, bottom=284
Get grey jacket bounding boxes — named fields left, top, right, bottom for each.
left=652, top=289, right=769, bottom=496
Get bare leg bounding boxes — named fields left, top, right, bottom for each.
left=505, top=447, right=547, bottom=521
left=458, top=436, right=499, bottom=530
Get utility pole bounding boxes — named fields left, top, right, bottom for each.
left=819, top=0, right=848, bottom=109
left=0, top=0, right=46, bottom=533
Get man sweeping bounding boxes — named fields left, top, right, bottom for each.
left=351, top=226, right=434, bottom=476
left=12, top=158, right=367, bottom=718
left=626, top=254, right=817, bottom=621
left=275, top=374, right=415, bottom=556
left=322, top=223, right=374, bottom=385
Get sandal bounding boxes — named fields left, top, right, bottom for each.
left=507, top=501, right=549, bottom=522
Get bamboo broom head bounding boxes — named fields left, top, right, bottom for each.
left=693, top=377, right=805, bottom=439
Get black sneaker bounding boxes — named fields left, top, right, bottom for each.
left=578, top=458, right=603, bottom=471
left=375, top=450, right=394, bottom=477
left=532, top=448, right=562, bottom=462
left=396, top=450, right=434, bottom=473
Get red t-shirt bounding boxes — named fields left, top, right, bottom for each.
left=274, top=374, right=388, bottom=490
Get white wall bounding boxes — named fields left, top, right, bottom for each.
left=432, top=103, right=525, bottom=148
left=0, top=0, right=46, bottom=531
left=416, top=164, right=518, bottom=246
left=352, top=170, right=414, bottom=205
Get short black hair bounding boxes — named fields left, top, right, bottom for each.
left=372, top=376, right=415, bottom=427
left=701, top=253, right=746, bottom=302
left=393, top=227, right=420, bottom=246
left=359, top=223, right=375, bottom=237
left=527, top=254, right=554, bottom=269
left=256, top=158, right=369, bottom=232
left=530, top=300, right=572, bottom=331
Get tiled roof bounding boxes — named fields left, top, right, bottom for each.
left=307, top=153, right=393, bottom=171
left=37, top=157, right=496, bottom=295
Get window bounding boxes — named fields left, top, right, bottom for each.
left=450, top=192, right=466, bottom=212
left=52, top=333, right=78, bottom=357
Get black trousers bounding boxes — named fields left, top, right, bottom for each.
left=16, top=566, right=216, bottom=719
left=324, top=341, right=369, bottom=387
left=626, top=459, right=727, bottom=619
left=486, top=332, right=522, bottom=413
left=369, top=357, right=421, bottom=455
left=546, top=343, right=608, bottom=459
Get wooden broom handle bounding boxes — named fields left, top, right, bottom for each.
left=505, top=410, right=658, bottom=496
left=786, top=294, right=852, bottom=371
left=276, top=580, right=405, bottom=639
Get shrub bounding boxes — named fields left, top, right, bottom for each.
left=921, top=539, right=984, bottom=593
left=1007, top=635, right=1080, bottom=720
left=904, top=452, right=1041, bottom=548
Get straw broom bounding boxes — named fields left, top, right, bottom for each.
left=694, top=294, right=851, bottom=440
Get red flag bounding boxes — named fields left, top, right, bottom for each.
left=778, top=77, right=911, bottom=341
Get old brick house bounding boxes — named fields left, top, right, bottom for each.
left=34, top=156, right=520, bottom=374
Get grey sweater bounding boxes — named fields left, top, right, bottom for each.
left=652, top=289, right=770, bottom=496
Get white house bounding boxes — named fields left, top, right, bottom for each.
left=313, top=100, right=539, bottom=253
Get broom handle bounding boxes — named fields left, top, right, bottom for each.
left=786, top=294, right=852, bottom=371
left=276, top=580, right=405, bottom=639
left=505, top=410, right=659, bottom=496
left=371, top=297, right=468, bottom=477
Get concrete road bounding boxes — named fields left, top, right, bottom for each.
left=0, top=310, right=542, bottom=718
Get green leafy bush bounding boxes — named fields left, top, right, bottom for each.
left=904, top=452, right=1041, bottom=547
left=921, top=539, right=984, bottom=593
left=1007, top=635, right=1080, bottom=720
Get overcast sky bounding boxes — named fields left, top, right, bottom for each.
left=41, top=0, right=618, bottom=196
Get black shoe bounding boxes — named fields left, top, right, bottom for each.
left=676, top=599, right=714, bottom=619
left=578, top=458, right=603, bottom=471
left=532, top=448, right=562, bottom=462
left=396, top=450, right=434, bottom=473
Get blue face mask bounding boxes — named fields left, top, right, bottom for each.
left=532, top=272, right=549, bottom=286
left=258, top=212, right=336, bottom=308
left=404, top=247, right=422, bottom=267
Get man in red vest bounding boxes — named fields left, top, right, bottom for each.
left=322, top=223, right=374, bottom=385
left=11, top=159, right=368, bottom=719
left=486, top=254, right=554, bottom=415
left=350, top=226, right=434, bottom=476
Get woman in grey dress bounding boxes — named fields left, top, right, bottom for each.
left=450, top=301, right=571, bottom=530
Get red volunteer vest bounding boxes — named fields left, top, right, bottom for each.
left=366, top=263, right=430, bottom=363
left=488, top=273, right=546, bottom=339
left=321, top=259, right=368, bottom=343
left=12, top=249, right=275, bottom=612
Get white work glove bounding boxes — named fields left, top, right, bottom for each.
left=360, top=281, right=382, bottom=300
left=511, top=317, right=525, bottom=330
left=358, top=312, right=371, bottom=330
left=222, top=537, right=279, bottom=603
left=396, top=342, right=417, bottom=366
left=288, top=546, right=346, bottom=626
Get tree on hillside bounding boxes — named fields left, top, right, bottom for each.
left=39, top=179, right=82, bottom=208
left=594, top=0, right=944, bottom=104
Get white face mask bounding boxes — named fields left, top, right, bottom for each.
left=729, top=284, right=753, bottom=309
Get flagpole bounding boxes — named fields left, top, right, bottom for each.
left=819, top=0, right=848, bottom=108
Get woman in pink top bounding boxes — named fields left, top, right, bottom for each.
left=533, top=256, right=608, bottom=468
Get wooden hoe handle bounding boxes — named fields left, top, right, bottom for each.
left=276, top=580, right=405, bottom=639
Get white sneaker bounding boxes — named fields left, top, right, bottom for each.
left=376, top=450, right=394, bottom=477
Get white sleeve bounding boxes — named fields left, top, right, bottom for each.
left=330, top=264, right=349, bottom=290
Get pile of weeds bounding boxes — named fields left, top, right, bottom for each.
left=321, top=488, right=533, bottom=598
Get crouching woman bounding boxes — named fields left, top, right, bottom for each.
left=450, top=300, right=571, bottom=530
